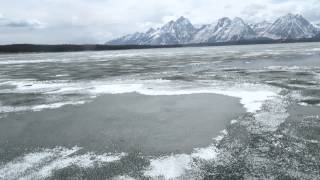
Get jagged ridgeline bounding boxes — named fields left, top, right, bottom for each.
left=107, top=14, right=320, bottom=45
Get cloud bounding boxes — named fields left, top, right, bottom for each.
left=241, top=4, right=269, bottom=22
left=3, top=20, right=46, bottom=29
left=0, top=14, right=46, bottom=29
left=301, top=0, right=320, bottom=23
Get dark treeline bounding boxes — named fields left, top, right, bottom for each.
left=0, top=44, right=182, bottom=53
left=0, top=37, right=320, bottom=54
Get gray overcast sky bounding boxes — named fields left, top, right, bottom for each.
left=0, top=0, right=319, bottom=44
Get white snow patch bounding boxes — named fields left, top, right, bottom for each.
left=192, top=146, right=219, bottom=161
left=144, top=154, right=192, bottom=179
left=230, top=119, right=238, bottom=124
left=144, top=145, right=220, bottom=179
left=0, top=101, right=86, bottom=114
left=113, top=175, right=136, bottom=180
left=0, top=147, right=125, bottom=180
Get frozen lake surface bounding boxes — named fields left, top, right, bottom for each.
left=0, top=43, right=320, bottom=179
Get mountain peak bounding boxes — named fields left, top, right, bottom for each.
left=284, top=13, right=302, bottom=18
left=175, top=16, right=193, bottom=27
left=233, top=17, right=246, bottom=24
left=216, top=17, right=232, bottom=27
left=162, top=17, right=192, bottom=29
left=285, top=13, right=295, bottom=17
left=218, top=17, right=231, bottom=22
left=282, top=13, right=305, bottom=20
left=191, top=16, right=255, bottom=43
left=264, top=13, right=316, bottom=39
left=177, top=16, right=188, bottom=22
left=233, top=17, right=244, bottom=22
left=146, top=28, right=156, bottom=34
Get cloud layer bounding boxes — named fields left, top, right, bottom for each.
left=0, top=0, right=319, bottom=44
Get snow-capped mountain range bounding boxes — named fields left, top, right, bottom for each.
left=107, top=14, right=320, bottom=45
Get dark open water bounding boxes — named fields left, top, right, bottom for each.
left=0, top=43, right=320, bottom=179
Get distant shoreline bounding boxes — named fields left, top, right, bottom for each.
left=1, top=38, right=320, bottom=54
